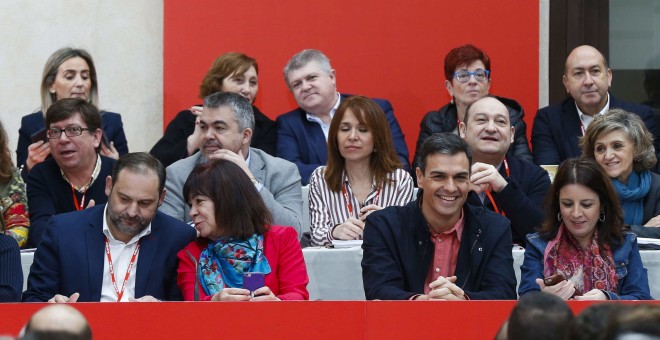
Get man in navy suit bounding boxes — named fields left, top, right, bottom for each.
left=458, top=96, right=550, bottom=244
left=23, top=153, right=196, bottom=302
left=276, top=49, right=410, bottom=184
left=532, top=45, right=660, bottom=168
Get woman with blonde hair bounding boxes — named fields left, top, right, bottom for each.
left=17, top=47, right=128, bottom=172
left=580, top=109, right=660, bottom=238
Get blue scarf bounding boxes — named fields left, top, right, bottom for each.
left=198, top=233, right=271, bottom=296
left=612, top=171, right=651, bottom=225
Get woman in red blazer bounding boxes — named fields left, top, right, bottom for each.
left=176, top=159, right=308, bottom=301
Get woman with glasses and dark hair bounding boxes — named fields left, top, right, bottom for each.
left=308, top=96, right=413, bottom=246
left=177, top=159, right=308, bottom=301
left=0, top=120, right=29, bottom=248
left=17, top=47, right=128, bottom=173
left=412, top=44, right=531, bottom=171
left=519, top=158, right=652, bottom=300
left=150, top=52, right=277, bottom=167
left=580, top=109, right=660, bottom=238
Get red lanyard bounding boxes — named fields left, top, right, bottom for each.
left=70, top=185, right=87, bottom=211
left=485, top=159, right=510, bottom=216
left=341, top=183, right=381, bottom=218
left=105, top=237, right=140, bottom=302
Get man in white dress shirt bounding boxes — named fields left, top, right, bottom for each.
left=22, top=152, right=196, bottom=302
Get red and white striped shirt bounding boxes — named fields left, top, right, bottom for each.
left=308, top=167, right=414, bottom=246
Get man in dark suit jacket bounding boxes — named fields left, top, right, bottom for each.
left=23, top=153, right=196, bottom=302
left=532, top=45, right=660, bottom=167
left=362, top=133, right=516, bottom=300
left=277, top=49, right=410, bottom=185
left=17, top=110, right=127, bottom=173
left=459, top=97, right=550, bottom=244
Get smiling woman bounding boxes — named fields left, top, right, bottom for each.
left=412, top=44, right=532, bottom=171
left=580, top=109, right=660, bottom=239
left=519, top=158, right=652, bottom=301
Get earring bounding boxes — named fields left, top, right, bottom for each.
left=557, top=212, right=563, bottom=222
left=599, top=211, right=606, bottom=222
left=49, top=89, right=55, bottom=93
left=450, top=97, right=454, bottom=104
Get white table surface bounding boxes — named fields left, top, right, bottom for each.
left=21, top=246, right=658, bottom=300
left=301, top=246, right=660, bottom=300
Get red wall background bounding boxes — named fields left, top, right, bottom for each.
left=164, top=0, right=539, bottom=161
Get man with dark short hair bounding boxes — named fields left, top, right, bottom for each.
left=27, top=98, right=115, bottom=248
left=532, top=45, right=660, bottom=169
left=459, top=96, right=550, bottom=244
left=23, top=152, right=196, bottom=302
left=160, top=92, right=303, bottom=237
left=361, top=132, right=516, bottom=300
left=277, top=49, right=410, bottom=184
left=507, top=291, right=574, bottom=340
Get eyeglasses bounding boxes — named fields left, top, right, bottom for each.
left=47, top=126, right=93, bottom=139
left=453, top=70, right=490, bottom=83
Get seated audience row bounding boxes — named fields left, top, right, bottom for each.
left=22, top=152, right=308, bottom=303
left=361, top=134, right=652, bottom=301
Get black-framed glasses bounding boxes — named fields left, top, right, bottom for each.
left=453, top=69, right=490, bottom=83
left=46, top=126, right=93, bottom=139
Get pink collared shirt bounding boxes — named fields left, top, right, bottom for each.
left=423, top=210, right=464, bottom=295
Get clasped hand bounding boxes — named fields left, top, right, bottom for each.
left=211, top=286, right=280, bottom=302
left=414, top=276, right=466, bottom=300
left=469, top=162, right=508, bottom=194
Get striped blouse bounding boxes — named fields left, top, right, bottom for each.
left=308, top=166, right=414, bottom=246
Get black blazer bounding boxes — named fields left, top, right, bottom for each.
left=17, top=110, right=128, bottom=170
left=361, top=193, right=517, bottom=300
left=485, top=157, right=551, bottom=244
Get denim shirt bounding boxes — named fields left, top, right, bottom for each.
left=519, top=231, right=652, bottom=300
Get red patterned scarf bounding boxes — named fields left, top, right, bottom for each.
left=544, top=224, right=618, bottom=294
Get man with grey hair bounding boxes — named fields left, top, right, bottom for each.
left=161, top=92, right=303, bottom=237
left=277, top=49, right=410, bottom=185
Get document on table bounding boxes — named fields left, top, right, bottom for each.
left=332, top=240, right=363, bottom=248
